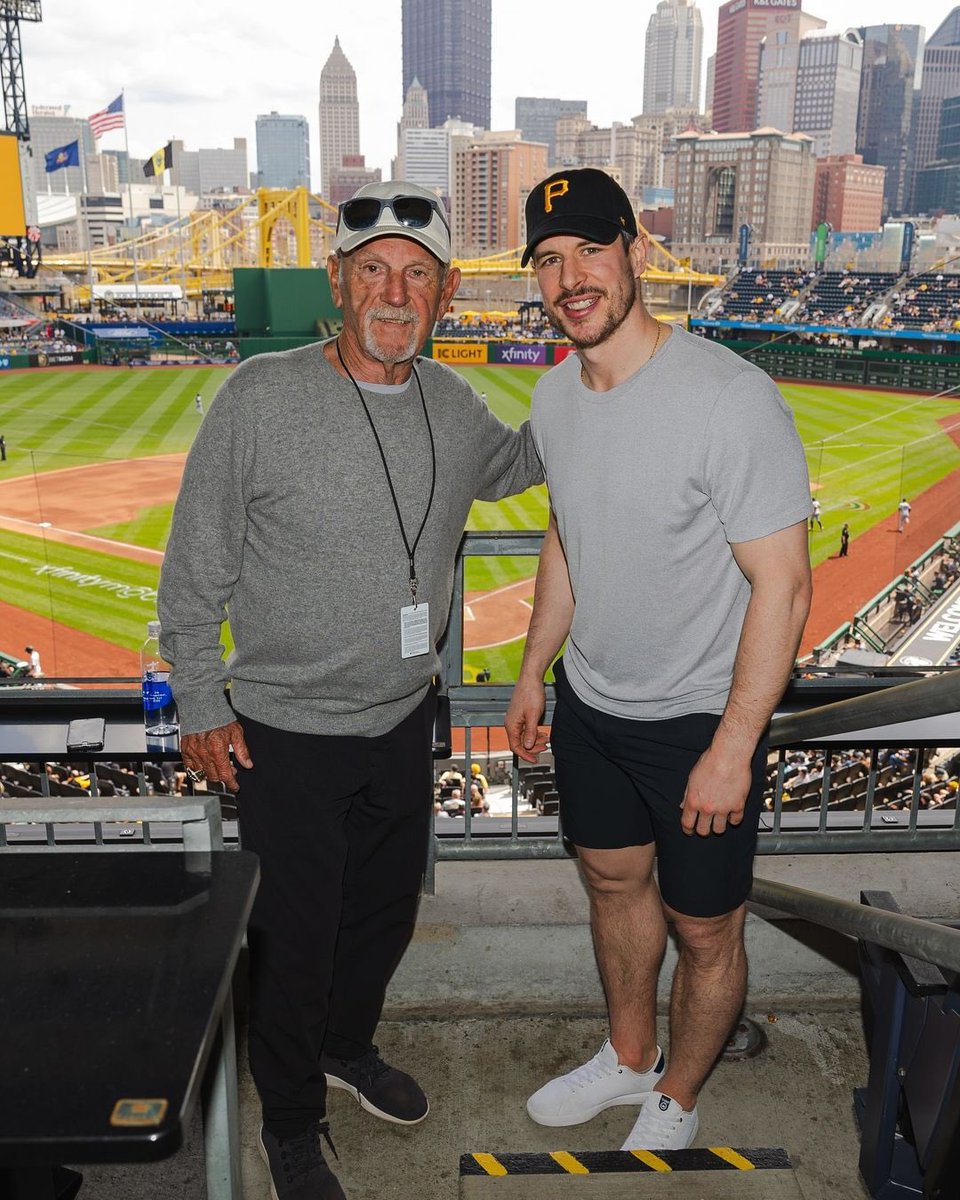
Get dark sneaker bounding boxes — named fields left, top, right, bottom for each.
left=258, top=1123, right=346, bottom=1200
left=321, top=1045, right=429, bottom=1125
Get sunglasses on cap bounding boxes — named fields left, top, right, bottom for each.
left=337, top=195, right=450, bottom=234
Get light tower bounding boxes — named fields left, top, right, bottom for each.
left=1, top=0, right=42, bottom=139
left=0, top=1, right=42, bottom=276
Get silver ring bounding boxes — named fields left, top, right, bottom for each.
left=186, top=767, right=206, bottom=783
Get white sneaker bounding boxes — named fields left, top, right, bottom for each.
left=526, top=1038, right=666, bottom=1127
left=620, top=1092, right=699, bottom=1150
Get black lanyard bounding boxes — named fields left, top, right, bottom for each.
left=336, top=340, right=437, bottom=607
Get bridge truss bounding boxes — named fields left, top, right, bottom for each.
left=39, top=187, right=723, bottom=298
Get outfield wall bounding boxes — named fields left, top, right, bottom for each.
left=239, top=336, right=576, bottom=365
left=0, top=350, right=90, bottom=369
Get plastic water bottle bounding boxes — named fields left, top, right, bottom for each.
left=141, top=620, right=178, bottom=736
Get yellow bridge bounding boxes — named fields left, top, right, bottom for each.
left=40, top=187, right=723, bottom=296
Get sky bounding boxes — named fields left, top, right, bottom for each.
left=20, top=0, right=958, bottom=189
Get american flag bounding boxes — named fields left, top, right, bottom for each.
left=89, top=93, right=124, bottom=139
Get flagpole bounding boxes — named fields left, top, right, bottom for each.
left=77, top=143, right=95, bottom=314
left=120, top=88, right=142, bottom=319
left=174, top=168, right=188, bottom=318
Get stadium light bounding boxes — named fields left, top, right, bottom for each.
left=0, top=2, right=42, bottom=19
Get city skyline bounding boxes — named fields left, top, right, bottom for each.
left=19, top=0, right=959, bottom=193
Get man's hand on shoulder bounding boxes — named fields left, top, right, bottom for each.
left=680, top=744, right=753, bottom=837
left=181, top=720, right=252, bottom=793
left=505, top=676, right=550, bottom=763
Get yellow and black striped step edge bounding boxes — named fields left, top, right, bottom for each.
left=462, top=1147, right=791, bottom=1177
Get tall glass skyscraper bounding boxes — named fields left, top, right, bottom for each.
left=856, top=24, right=924, bottom=218
left=402, top=0, right=491, bottom=130
left=914, top=11, right=960, bottom=197
left=256, top=113, right=311, bottom=190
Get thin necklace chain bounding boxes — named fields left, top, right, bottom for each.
left=647, top=320, right=663, bottom=362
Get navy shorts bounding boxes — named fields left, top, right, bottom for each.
left=550, top=659, right=765, bottom=918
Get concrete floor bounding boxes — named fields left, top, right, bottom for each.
left=71, top=851, right=960, bottom=1200
left=74, top=1008, right=871, bottom=1200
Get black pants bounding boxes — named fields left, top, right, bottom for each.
left=235, top=690, right=436, bottom=1136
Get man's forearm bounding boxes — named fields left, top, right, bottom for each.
left=518, top=514, right=575, bottom=682
left=711, top=575, right=811, bottom=760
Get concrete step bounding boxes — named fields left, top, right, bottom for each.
left=460, top=1147, right=807, bottom=1198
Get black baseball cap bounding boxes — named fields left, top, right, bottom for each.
left=522, top=169, right=638, bottom=267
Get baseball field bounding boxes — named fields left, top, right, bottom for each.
left=0, top=358, right=958, bottom=680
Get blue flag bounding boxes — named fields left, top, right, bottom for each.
left=45, top=140, right=80, bottom=173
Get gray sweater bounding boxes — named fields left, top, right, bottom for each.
left=158, top=342, right=543, bottom=736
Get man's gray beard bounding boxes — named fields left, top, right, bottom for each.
left=362, top=308, right=420, bottom=364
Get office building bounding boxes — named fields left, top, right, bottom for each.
left=914, top=11, right=960, bottom=192
left=515, top=97, right=588, bottom=167
left=170, top=139, right=249, bottom=195
left=401, top=78, right=430, bottom=131
left=328, top=155, right=381, bottom=207
left=913, top=93, right=960, bottom=213
left=319, top=36, right=360, bottom=197
left=813, top=154, right=885, bottom=231
left=643, top=0, right=703, bottom=115
left=394, top=79, right=430, bottom=180
left=555, top=116, right=665, bottom=207
left=256, top=113, right=310, bottom=190
left=713, top=0, right=825, bottom=134
left=673, top=128, right=816, bottom=269
left=756, top=25, right=860, bottom=153
left=398, top=127, right=451, bottom=195
left=452, top=132, right=546, bottom=257
left=856, top=24, right=924, bottom=218
left=402, top=0, right=491, bottom=129
left=27, top=106, right=96, bottom=196
left=101, top=149, right=130, bottom=188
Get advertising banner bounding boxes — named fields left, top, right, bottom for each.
left=738, top=223, right=751, bottom=266
left=901, top=222, right=916, bottom=271
left=553, top=345, right=576, bottom=364
left=432, top=342, right=488, bottom=365
left=815, top=222, right=830, bottom=265
left=30, top=351, right=85, bottom=367
left=489, top=343, right=547, bottom=366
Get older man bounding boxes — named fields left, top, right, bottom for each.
left=159, top=180, right=542, bottom=1199
left=505, top=169, right=811, bottom=1152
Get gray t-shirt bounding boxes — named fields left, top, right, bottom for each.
left=159, top=341, right=543, bottom=737
left=530, top=325, right=811, bottom=720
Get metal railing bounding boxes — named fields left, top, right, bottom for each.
left=2, top=532, right=959, bottom=886
left=423, top=531, right=960, bottom=887
left=749, top=875, right=960, bottom=974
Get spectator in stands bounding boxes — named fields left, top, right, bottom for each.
left=438, top=766, right=465, bottom=796
left=839, top=523, right=850, bottom=557
left=158, top=179, right=543, bottom=1200
left=505, top=169, right=811, bottom=1152
left=470, top=782, right=489, bottom=814
left=897, top=498, right=912, bottom=533
left=470, top=761, right=489, bottom=799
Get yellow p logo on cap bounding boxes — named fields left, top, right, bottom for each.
left=543, top=179, right=569, bottom=213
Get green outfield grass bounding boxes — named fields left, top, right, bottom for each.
left=1, top=363, right=958, bottom=678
